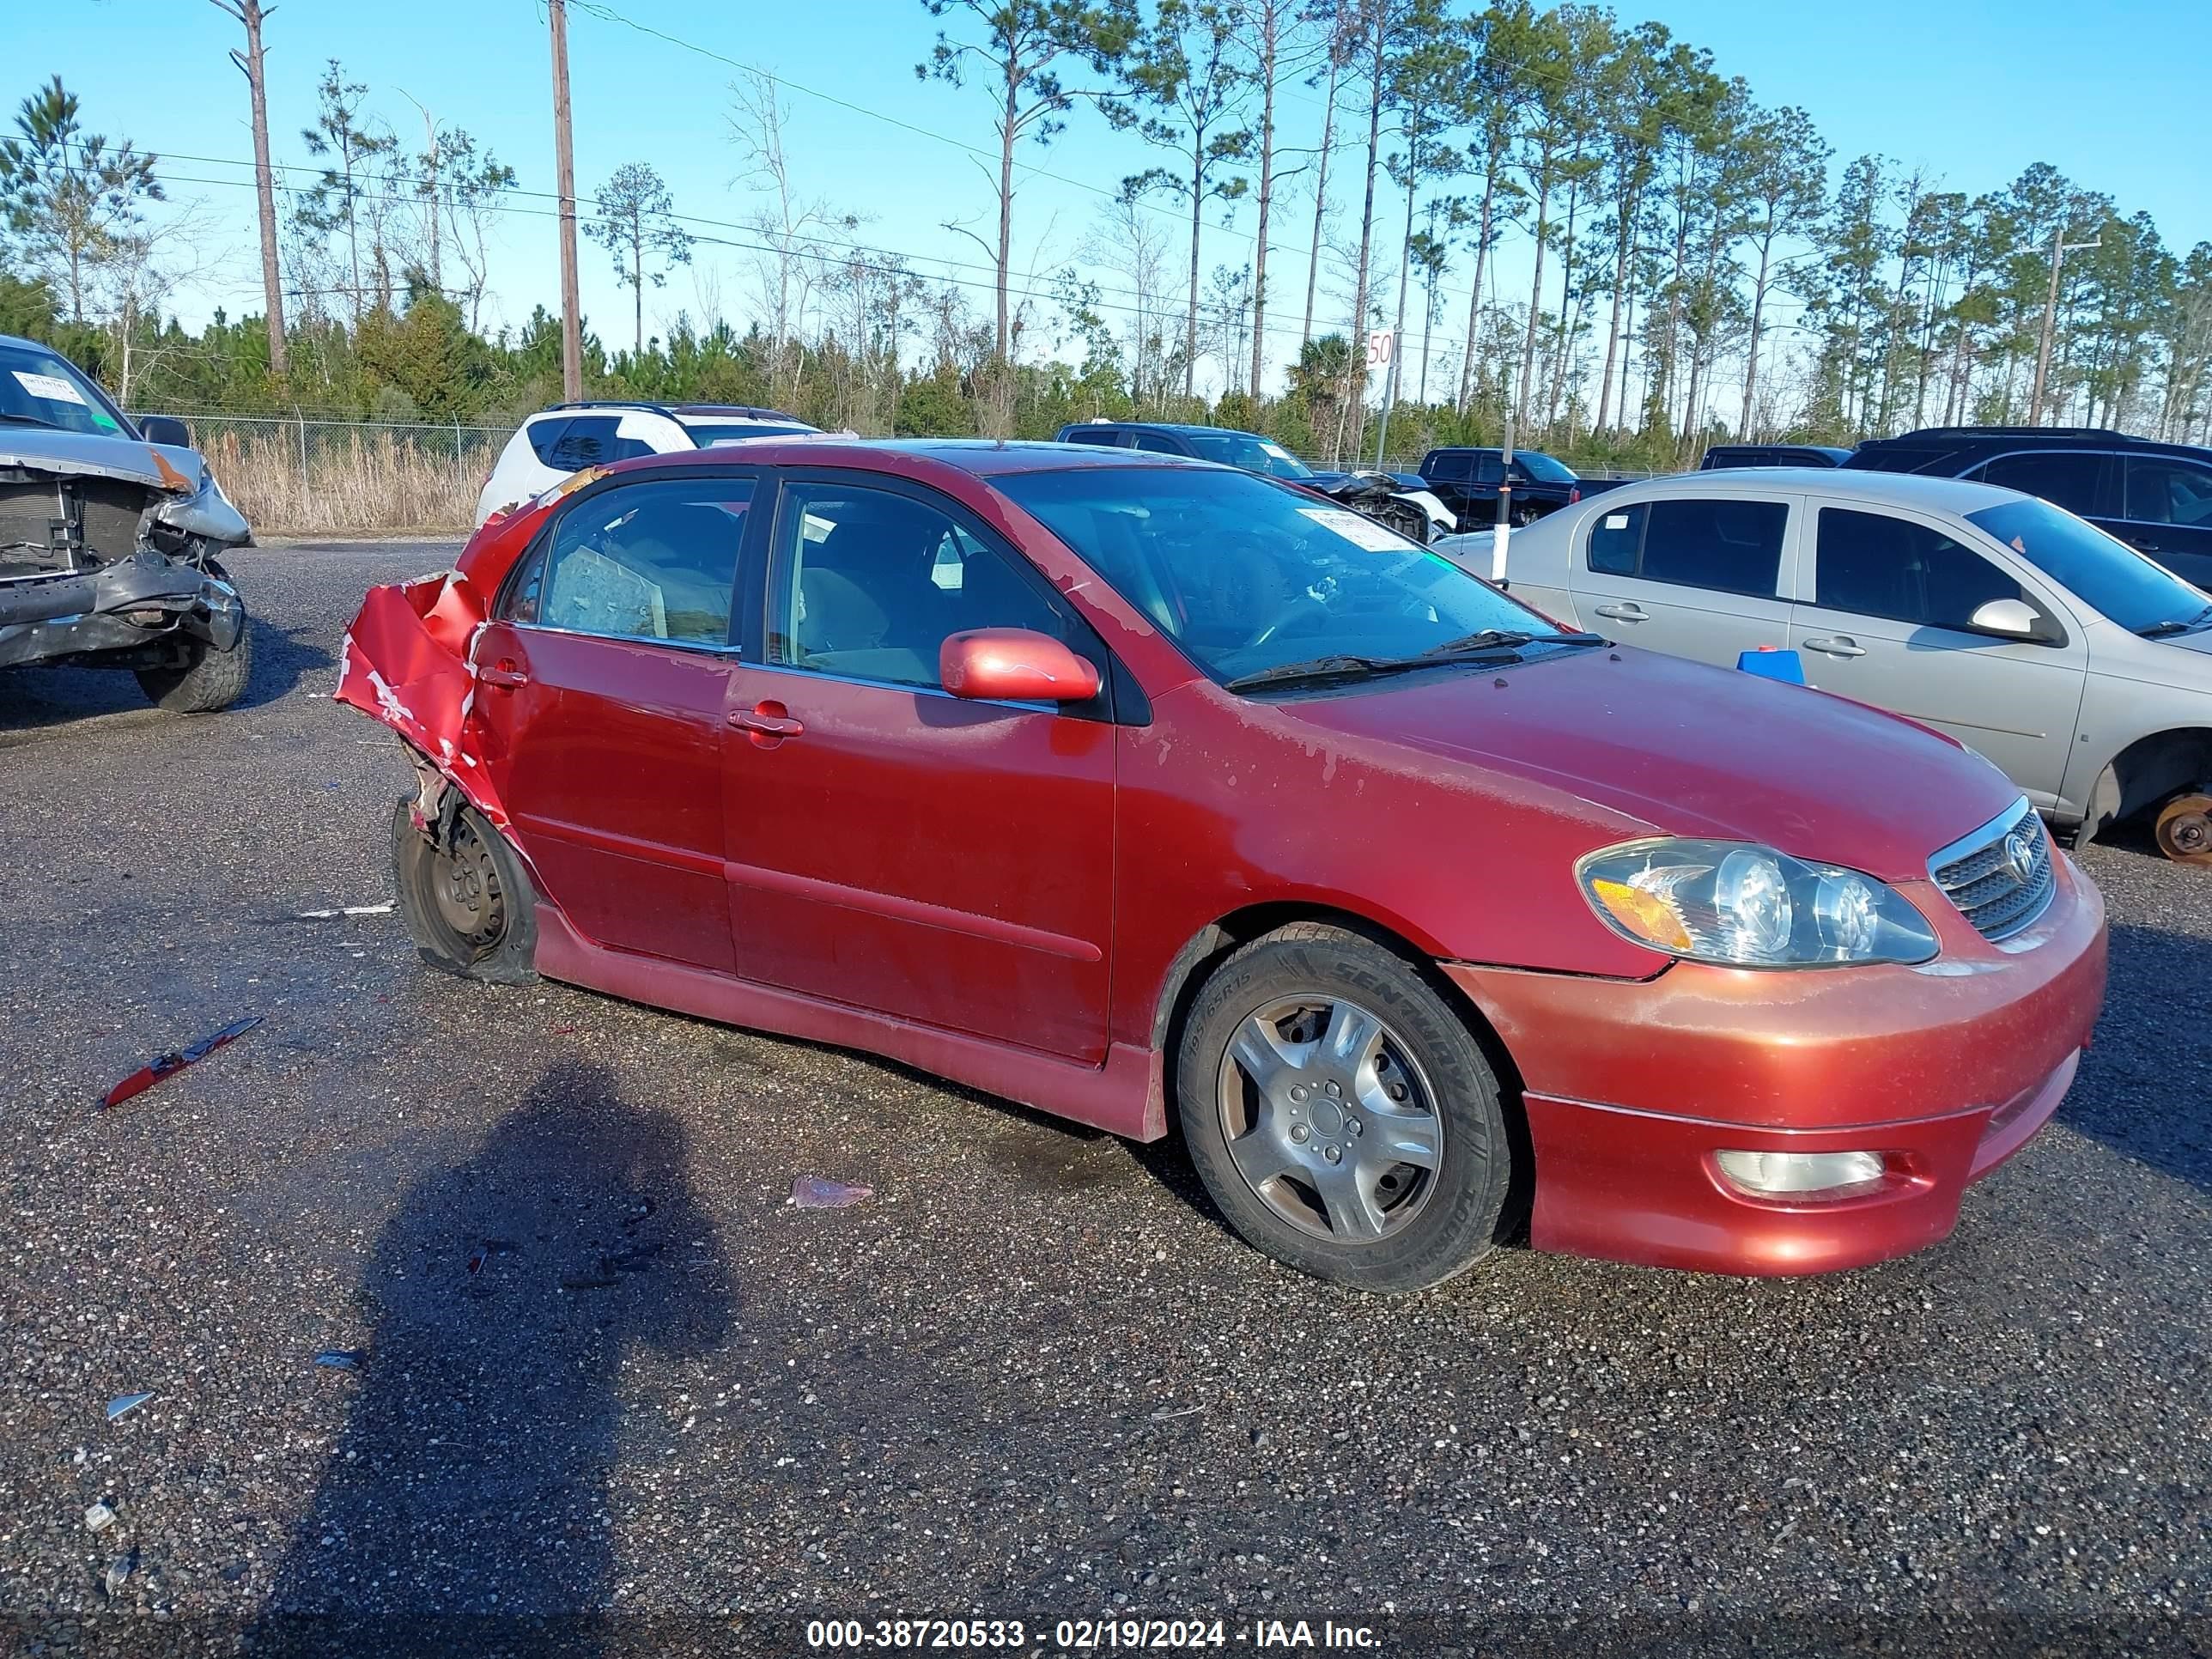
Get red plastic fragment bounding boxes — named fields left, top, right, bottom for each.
left=99, top=1017, right=262, bottom=1110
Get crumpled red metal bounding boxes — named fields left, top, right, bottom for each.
left=333, top=491, right=568, bottom=829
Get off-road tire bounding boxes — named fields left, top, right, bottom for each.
left=135, top=617, right=253, bottom=713
left=391, top=797, right=539, bottom=984
left=1177, top=923, right=1515, bottom=1292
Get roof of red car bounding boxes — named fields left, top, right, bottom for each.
left=630, top=437, right=1207, bottom=477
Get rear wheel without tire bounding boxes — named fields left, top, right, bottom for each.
left=2154, top=792, right=2212, bottom=865
left=1177, top=924, right=1514, bottom=1292
left=135, top=617, right=252, bottom=713
left=391, top=798, right=538, bottom=983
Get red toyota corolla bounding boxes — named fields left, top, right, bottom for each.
left=338, top=440, right=2107, bottom=1291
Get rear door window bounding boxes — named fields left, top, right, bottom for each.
left=1061, top=427, right=1127, bottom=447
left=2124, top=455, right=2212, bottom=527
left=1588, top=497, right=1788, bottom=598
left=1972, top=451, right=2115, bottom=518
left=1130, top=431, right=1187, bottom=455
left=1471, top=454, right=1504, bottom=485
left=1814, top=507, right=2025, bottom=631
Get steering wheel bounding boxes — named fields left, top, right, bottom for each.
left=1246, top=578, right=1340, bottom=651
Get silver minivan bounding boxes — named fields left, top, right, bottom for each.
left=1460, top=469, right=2212, bottom=862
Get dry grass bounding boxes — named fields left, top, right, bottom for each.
left=203, top=429, right=491, bottom=537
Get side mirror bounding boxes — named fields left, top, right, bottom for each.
left=1969, top=597, right=2056, bottom=643
left=939, top=629, right=1103, bottom=704
left=137, top=414, right=191, bottom=449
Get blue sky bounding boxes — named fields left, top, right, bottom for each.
left=21, top=0, right=2210, bottom=398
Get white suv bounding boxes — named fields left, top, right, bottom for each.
left=475, top=401, right=819, bottom=526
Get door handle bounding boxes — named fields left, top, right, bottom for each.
left=478, top=659, right=530, bottom=688
left=1593, top=601, right=1647, bottom=622
left=729, top=701, right=805, bottom=745
left=1800, top=635, right=1867, bottom=659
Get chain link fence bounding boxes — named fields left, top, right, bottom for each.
left=155, top=415, right=518, bottom=538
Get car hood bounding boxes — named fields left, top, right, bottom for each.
left=1272, top=645, right=2022, bottom=882
left=0, top=428, right=203, bottom=492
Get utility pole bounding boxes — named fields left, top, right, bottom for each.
left=549, top=0, right=583, bottom=402
left=1490, top=367, right=1515, bottom=587
left=2029, top=224, right=2100, bottom=426
left=212, top=0, right=288, bottom=379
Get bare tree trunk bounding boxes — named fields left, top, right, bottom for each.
left=1455, top=164, right=1498, bottom=416
left=1184, top=158, right=1203, bottom=402
left=1593, top=191, right=1633, bottom=434
left=1248, top=2, right=1279, bottom=398
left=1516, top=161, right=1553, bottom=427
left=1740, top=235, right=1773, bottom=441
left=995, top=61, right=1018, bottom=366
left=1300, top=44, right=1342, bottom=347
left=1341, top=18, right=1385, bottom=465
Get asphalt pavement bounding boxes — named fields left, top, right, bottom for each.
left=0, top=541, right=2206, bottom=1657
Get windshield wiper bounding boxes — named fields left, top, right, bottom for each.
left=1224, top=641, right=1541, bottom=693
left=2138, top=604, right=2212, bottom=638
left=0, top=411, right=61, bottom=429
left=1419, top=627, right=1605, bottom=656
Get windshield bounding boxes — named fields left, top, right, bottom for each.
left=1180, top=430, right=1316, bottom=480
left=1966, top=496, right=2209, bottom=635
left=1516, top=451, right=1577, bottom=483
left=996, top=465, right=1559, bottom=686
left=684, top=422, right=816, bottom=447
left=0, top=342, right=131, bottom=437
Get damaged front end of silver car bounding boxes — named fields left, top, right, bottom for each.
left=0, top=441, right=251, bottom=674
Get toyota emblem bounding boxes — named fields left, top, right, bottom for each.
left=1999, top=823, right=2039, bottom=886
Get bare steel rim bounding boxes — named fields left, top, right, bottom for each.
left=1214, top=994, right=1445, bottom=1244
left=427, top=816, right=508, bottom=952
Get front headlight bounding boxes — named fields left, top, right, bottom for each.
left=1577, top=839, right=1938, bottom=968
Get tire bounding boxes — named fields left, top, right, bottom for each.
left=391, top=797, right=539, bottom=984
left=136, top=616, right=253, bottom=713
left=1176, top=923, right=1514, bottom=1292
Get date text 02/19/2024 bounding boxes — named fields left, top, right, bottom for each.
left=803, top=1619, right=1383, bottom=1650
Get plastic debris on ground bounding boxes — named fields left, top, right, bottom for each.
left=106, top=1393, right=155, bottom=1422
left=313, top=1350, right=366, bottom=1370
left=295, top=902, right=394, bottom=919
left=788, top=1176, right=873, bottom=1209
left=99, top=1018, right=260, bottom=1110
left=105, top=1551, right=137, bottom=1597
left=84, top=1501, right=117, bottom=1534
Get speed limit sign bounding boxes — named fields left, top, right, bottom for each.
left=1365, top=328, right=1395, bottom=368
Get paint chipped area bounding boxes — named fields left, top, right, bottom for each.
left=335, top=568, right=508, bottom=825
left=335, top=503, right=550, bottom=830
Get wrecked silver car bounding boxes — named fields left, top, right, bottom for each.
left=0, top=335, right=253, bottom=712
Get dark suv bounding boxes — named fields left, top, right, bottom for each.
left=1841, top=427, right=2212, bottom=587
left=1701, top=443, right=1850, bottom=470
left=1416, top=447, right=1607, bottom=526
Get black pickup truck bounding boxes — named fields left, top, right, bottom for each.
left=1415, top=447, right=1630, bottom=527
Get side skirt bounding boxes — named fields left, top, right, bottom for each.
left=532, top=906, right=1169, bottom=1142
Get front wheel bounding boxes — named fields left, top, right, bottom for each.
left=1176, top=924, right=1515, bottom=1292
left=135, top=619, right=253, bottom=713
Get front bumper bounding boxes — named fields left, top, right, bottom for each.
left=1444, top=856, right=2108, bottom=1275
left=0, top=556, right=244, bottom=670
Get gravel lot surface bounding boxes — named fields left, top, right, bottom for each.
left=0, top=541, right=2206, bottom=1656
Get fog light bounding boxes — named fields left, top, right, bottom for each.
left=1714, top=1149, right=1886, bottom=1197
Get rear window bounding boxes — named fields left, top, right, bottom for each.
left=1422, top=450, right=1473, bottom=482
left=536, top=416, right=654, bottom=471
left=1587, top=497, right=1789, bottom=599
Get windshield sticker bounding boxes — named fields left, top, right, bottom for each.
left=1260, top=441, right=1296, bottom=461
left=14, top=370, right=88, bottom=405
left=90, top=410, right=120, bottom=429
left=1604, top=513, right=1630, bottom=529
left=1298, top=506, right=1412, bottom=552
